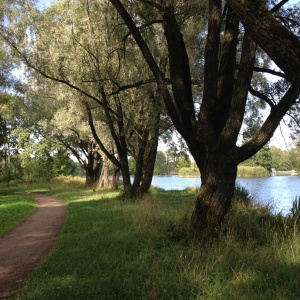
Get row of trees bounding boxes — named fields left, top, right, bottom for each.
left=1, top=0, right=300, bottom=233
left=246, top=144, right=300, bottom=172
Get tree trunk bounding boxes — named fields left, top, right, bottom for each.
left=85, top=149, right=102, bottom=187
left=191, top=153, right=238, bottom=235
left=119, top=151, right=133, bottom=197
left=111, top=163, right=120, bottom=189
left=99, top=158, right=109, bottom=188
left=137, top=131, right=159, bottom=195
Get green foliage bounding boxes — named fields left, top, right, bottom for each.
left=270, top=146, right=285, bottom=170
left=164, top=149, right=192, bottom=174
left=154, top=150, right=193, bottom=175
left=243, top=145, right=272, bottom=171
left=269, top=144, right=300, bottom=172
left=52, top=151, right=78, bottom=177
left=128, top=157, right=136, bottom=175
left=153, top=151, right=168, bottom=175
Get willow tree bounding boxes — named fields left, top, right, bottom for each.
left=23, top=78, right=105, bottom=186
left=108, top=0, right=300, bottom=233
left=0, top=0, right=165, bottom=196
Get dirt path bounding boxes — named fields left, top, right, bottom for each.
left=0, top=194, right=67, bottom=299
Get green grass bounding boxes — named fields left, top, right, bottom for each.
left=0, top=190, right=38, bottom=235
left=2, top=178, right=299, bottom=299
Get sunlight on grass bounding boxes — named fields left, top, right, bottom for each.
left=1, top=180, right=299, bottom=300
left=0, top=194, right=38, bottom=235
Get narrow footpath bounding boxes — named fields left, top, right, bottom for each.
left=0, top=194, right=67, bottom=299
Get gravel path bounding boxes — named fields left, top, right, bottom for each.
left=0, top=194, right=67, bottom=299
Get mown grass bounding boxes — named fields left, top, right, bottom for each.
left=0, top=189, right=38, bottom=235
left=2, top=177, right=300, bottom=299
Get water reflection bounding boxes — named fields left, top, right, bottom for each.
left=151, top=175, right=300, bottom=215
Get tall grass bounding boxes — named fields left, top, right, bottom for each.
left=237, top=165, right=269, bottom=177
left=179, top=165, right=269, bottom=178
left=178, top=167, right=200, bottom=177
left=2, top=180, right=299, bottom=299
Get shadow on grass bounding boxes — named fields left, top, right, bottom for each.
left=13, top=189, right=300, bottom=300
left=219, top=239, right=300, bottom=300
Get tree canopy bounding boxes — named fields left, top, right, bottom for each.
left=0, top=0, right=299, bottom=233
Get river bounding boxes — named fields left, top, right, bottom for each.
left=151, top=175, right=300, bottom=215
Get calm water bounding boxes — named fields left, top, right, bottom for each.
left=151, top=175, right=300, bottom=215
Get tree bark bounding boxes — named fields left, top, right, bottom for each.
left=99, top=157, right=109, bottom=188
left=111, top=163, right=120, bottom=189
left=85, top=147, right=102, bottom=187
left=226, top=0, right=300, bottom=83
left=191, top=153, right=237, bottom=234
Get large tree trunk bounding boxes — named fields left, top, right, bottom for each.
left=191, top=154, right=237, bottom=233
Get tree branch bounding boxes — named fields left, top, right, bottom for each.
left=162, top=2, right=196, bottom=123
left=270, top=0, right=289, bottom=13
left=249, top=85, right=275, bottom=108
left=226, top=0, right=300, bottom=83
left=122, top=19, right=163, bottom=44
left=84, top=101, right=120, bottom=167
left=220, top=31, right=257, bottom=148
left=233, top=81, right=300, bottom=164
left=253, top=66, right=286, bottom=79
left=108, top=0, right=188, bottom=138
left=108, top=78, right=157, bottom=95
left=198, top=0, right=222, bottom=137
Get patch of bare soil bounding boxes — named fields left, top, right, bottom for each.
left=0, top=194, right=67, bottom=299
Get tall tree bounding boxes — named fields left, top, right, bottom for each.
left=23, top=79, right=104, bottom=186
left=108, top=0, right=300, bottom=233
left=0, top=0, right=164, bottom=196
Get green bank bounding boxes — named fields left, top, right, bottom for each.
left=1, top=178, right=299, bottom=299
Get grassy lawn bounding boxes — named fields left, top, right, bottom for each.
left=0, top=188, right=38, bottom=235
left=1, top=179, right=300, bottom=299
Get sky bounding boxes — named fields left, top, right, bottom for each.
left=35, top=0, right=298, bottom=149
